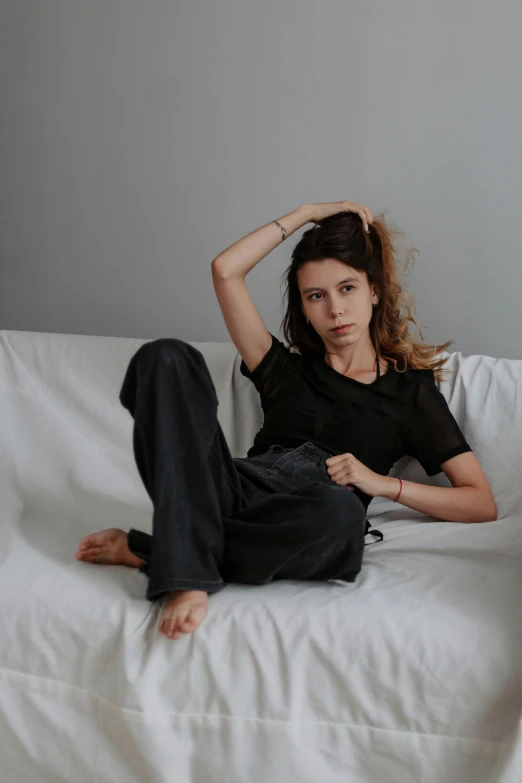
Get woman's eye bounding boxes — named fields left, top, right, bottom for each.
left=308, top=285, right=354, bottom=301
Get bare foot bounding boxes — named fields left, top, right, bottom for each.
left=159, top=590, right=209, bottom=640
left=75, top=527, right=146, bottom=568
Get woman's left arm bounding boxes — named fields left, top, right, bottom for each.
left=377, top=452, right=498, bottom=523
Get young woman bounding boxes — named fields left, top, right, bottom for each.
left=75, top=201, right=497, bottom=641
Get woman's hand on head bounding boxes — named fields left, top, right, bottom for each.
left=306, top=201, right=373, bottom=232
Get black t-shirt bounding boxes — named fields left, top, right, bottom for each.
left=239, top=332, right=473, bottom=512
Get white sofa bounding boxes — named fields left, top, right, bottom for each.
left=0, top=328, right=521, bottom=783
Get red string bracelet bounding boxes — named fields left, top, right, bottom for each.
left=393, top=478, right=403, bottom=503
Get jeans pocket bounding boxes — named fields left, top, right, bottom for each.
left=246, top=443, right=334, bottom=506
left=266, top=444, right=285, bottom=455
left=257, top=447, right=324, bottom=496
left=266, top=443, right=334, bottom=485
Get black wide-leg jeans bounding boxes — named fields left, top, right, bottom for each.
left=118, top=338, right=369, bottom=602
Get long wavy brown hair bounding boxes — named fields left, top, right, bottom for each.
left=280, top=211, right=454, bottom=382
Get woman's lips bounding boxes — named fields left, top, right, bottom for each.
left=331, top=324, right=353, bottom=334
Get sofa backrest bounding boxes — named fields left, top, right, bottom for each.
left=1, top=330, right=520, bottom=521
left=365, top=349, right=522, bottom=519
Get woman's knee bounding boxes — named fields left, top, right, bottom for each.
left=134, top=338, right=201, bottom=366
left=128, top=338, right=218, bottom=404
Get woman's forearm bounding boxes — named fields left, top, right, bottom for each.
left=212, top=204, right=313, bottom=280
left=378, top=477, right=497, bottom=523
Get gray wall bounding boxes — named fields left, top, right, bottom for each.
left=1, top=1, right=520, bottom=359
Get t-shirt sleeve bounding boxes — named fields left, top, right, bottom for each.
left=402, top=369, right=473, bottom=476
left=239, top=332, right=299, bottom=410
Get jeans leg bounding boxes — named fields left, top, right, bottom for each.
left=119, top=338, right=245, bottom=602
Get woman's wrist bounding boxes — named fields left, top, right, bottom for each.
left=297, top=204, right=314, bottom=223
left=379, top=476, right=402, bottom=500
left=270, top=205, right=314, bottom=239
left=277, top=205, right=313, bottom=233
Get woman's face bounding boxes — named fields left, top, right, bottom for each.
left=298, top=258, right=378, bottom=348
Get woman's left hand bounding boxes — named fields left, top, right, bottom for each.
left=325, top=453, right=386, bottom=498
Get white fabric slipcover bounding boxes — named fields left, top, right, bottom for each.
left=0, top=329, right=521, bottom=783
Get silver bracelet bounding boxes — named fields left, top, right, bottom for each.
left=273, top=220, right=287, bottom=241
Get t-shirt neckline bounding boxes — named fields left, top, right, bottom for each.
left=318, top=354, right=390, bottom=386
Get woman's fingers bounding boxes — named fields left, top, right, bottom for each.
left=341, top=202, right=373, bottom=231
left=313, top=201, right=373, bottom=231
left=361, top=206, right=373, bottom=231
left=356, top=206, right=370, bottom=231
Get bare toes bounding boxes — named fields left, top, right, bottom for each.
left=78, top=547, right=102, bottom=559
left=160, top=621, right=181, bottom=640
left=80, top=535, right=100, bottom=549
left=162, top=615, right=186, bottom=639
